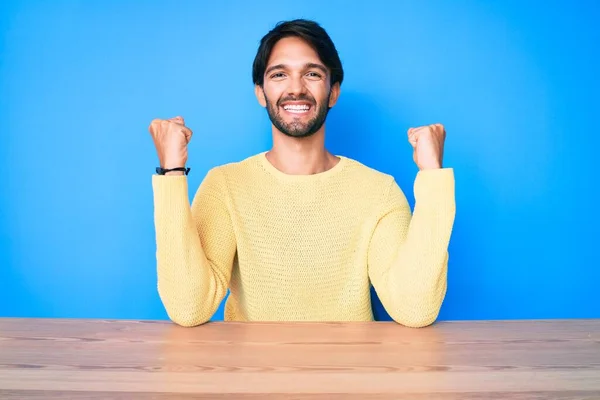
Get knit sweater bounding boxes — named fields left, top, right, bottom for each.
left=152, top=151, right=455, bottom=327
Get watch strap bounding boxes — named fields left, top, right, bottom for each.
left=156, top=167, right=191, bottom=175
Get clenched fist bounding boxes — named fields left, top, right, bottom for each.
left=148, top=116, right=193, bottom=174
left=408, top=123, right=446, bottom=170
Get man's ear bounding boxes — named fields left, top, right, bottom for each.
left=255, top=84, right=267, bottom=108
left=328, top=82, right=341, bottom=108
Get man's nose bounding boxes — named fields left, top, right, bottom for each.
left=287, top=75, right=307, bottom=96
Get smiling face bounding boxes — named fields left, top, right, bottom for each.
left=255, top=36, right=340, bottom=138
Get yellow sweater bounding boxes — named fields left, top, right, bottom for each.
left=152, top=152, right=455, bottom=327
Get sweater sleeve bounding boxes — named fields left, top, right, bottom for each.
left=367, top=168, right=456, bottom=327
left=152, top=168, right=237, bottom=327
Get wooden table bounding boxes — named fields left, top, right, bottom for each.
left=0, top=318, right=598, bottom=399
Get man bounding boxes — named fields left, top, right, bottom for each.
left=149, top=19, right=455, bottom=327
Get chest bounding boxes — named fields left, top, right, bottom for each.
left=232, top=186, right=375, bottom=253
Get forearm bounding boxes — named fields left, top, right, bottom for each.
left=369, top=169, right=455, bottom=327
left=152, top=175, right=229, bottom=327
left=385, top=208, right=453, bottom=327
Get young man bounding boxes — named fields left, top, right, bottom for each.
left=149, top=19, right=455, bottom=327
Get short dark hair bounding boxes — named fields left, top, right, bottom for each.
left=252, top=19, right=344, bottom=88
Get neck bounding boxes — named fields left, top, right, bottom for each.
left=266, top=126, right=339, bottom=175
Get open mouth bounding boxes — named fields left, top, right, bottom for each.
left=281, top=102, right=313, bottom=115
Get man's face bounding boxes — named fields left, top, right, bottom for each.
left=255, top=36, right=340, bottom=138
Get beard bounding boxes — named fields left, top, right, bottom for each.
left=264, top=91, right=331, bottom=138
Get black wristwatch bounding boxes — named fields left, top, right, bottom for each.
left=156, top=167, right=191, bottom=175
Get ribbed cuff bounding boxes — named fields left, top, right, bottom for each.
left=414, top=168, right=455, bottom=208
left=152, top=174, right=190, bottom=210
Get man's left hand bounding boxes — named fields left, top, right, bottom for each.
left=408, top=123, right=446, bottom=170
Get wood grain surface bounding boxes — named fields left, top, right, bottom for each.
left=0, top=318, right=598, bottom=399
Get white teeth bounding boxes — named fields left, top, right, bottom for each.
left=283, top=104, right=310, bottom=111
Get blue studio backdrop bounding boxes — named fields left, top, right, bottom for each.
left=1, top=1, right=598, bottom=321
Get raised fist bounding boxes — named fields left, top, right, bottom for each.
left=407, top=123, right=446, bottom=170
left=148, top=116, right=193, bottom=171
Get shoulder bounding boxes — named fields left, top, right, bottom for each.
left=341, top=156, right=397, bottom=190
left=192, top=153, right=264, bottom=203
left=340, top=156, right=414, bottom=213
left=197, top=152, right=267, bottom=194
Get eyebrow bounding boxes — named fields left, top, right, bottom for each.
left=265, top=62, right=328, bottom=76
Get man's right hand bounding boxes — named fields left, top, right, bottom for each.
left=148, top=116, right=193, bottom=174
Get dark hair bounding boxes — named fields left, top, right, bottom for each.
left=252, top=19, right=344, bottom=88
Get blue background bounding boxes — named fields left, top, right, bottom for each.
left=1, top=1, right=598, bottom=322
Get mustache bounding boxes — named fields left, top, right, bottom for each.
left=277, top=94, right=316, bottom=107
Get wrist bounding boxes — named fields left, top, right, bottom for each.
left=419, top=162, right=442, bottom=170
left=161, top=160, right=187, bottom=169
left=156, top=166, right=190, bottom=176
